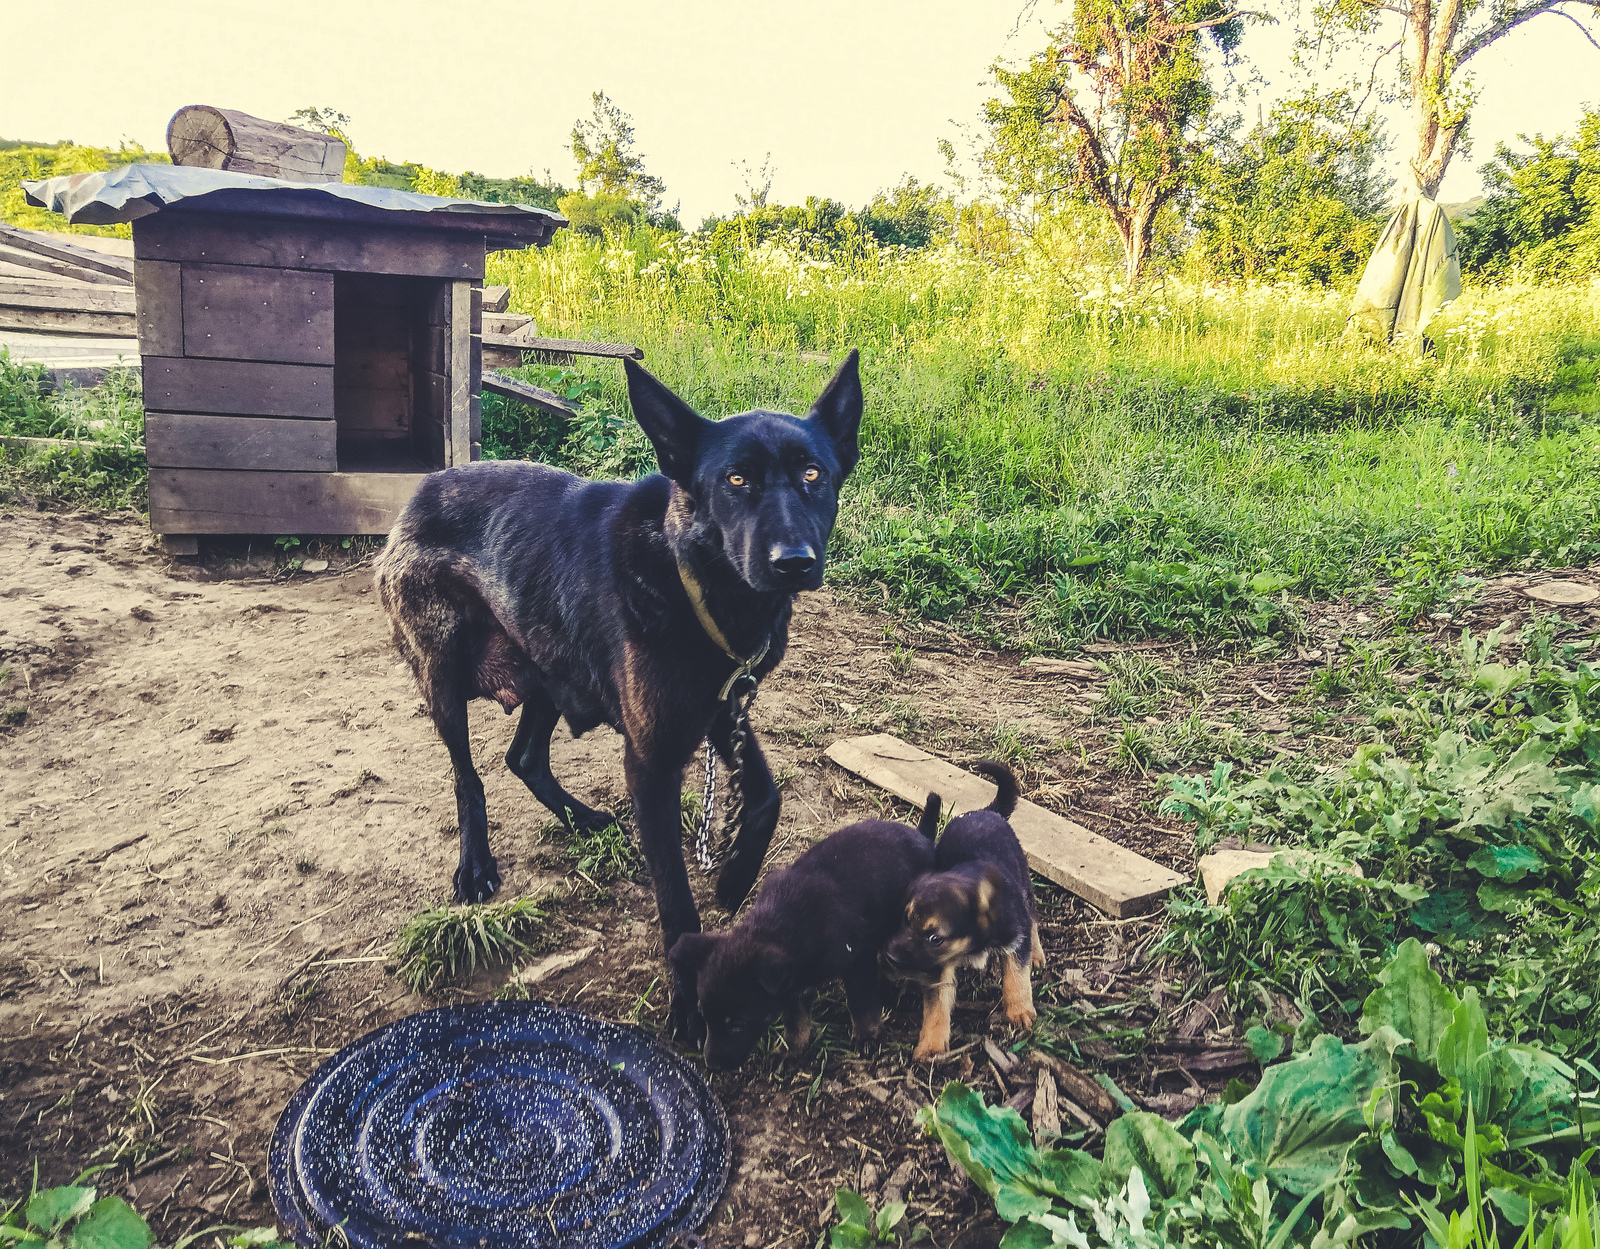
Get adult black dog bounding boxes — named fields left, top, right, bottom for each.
left=375, top=351, right=862, bottom=1041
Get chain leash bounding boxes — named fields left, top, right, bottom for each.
left=694, top=671, right=759, bottom=875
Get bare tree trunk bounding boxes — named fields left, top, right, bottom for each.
left=1402, top=0, right=1470, bottom=197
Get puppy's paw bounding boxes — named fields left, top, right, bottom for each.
left=452, top=853, right=501, bottom=904
left=1005, top=1001, right=1038, bottom=1032
left=785, top=1020, right=813, bottom=1053
left=1031, top=948, right=1047, bottom=970
left=669, top=994, right=706, bottom=1050
left=912, top=1038, right=948, bottom=1062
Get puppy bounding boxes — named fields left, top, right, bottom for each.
left=883, top=761, right=1045, bottom=1061
left=669, top=804, right=939, bottom=1071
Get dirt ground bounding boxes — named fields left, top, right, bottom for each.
left=3, top=503, right=1596, bottom=1248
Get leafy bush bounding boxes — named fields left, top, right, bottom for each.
left=917, top=942, right=1600, bottom=1248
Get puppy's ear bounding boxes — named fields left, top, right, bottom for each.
left=973, top=864, right=1005, bottom=940
left=755, top=949, right=794, bottom=998
left=624, top=358, right=715, bottom=489
left=669, top=931, right=718, bottom=976
left=805, top=348, right=863, bottom=478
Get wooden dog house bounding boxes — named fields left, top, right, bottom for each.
left=25, top=164, right=563, bottom=539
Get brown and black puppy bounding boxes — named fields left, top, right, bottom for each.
left=669, top=805, right=939, bottom=1071
left=883, top=761, right=1045, bottom=1061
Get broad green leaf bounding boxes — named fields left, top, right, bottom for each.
left=1410, top=887, right=1494, bottom=939
left=1359, top=937, right=1459, bottom=1061
left=1477, top=880, right=1528, bottom=913
left=876, top=1203, right=906, bottom=1235
left=65, top=1201, right=151, bottom=1249
left=25, top=1191, right=94, bottom=1237
left=1501, top=1046, right=1581, bottom=1144
left=1466, top=844, right=1545, bottom=882
left=1247, top=1025, right=1286, bottom=1064
left=1472, top=663, right=1530, bottom=700
left=828, top=1227, right=872, bottom=1249
left=998, top=1222, right=1057, bottom=1249
left=1101, top=1113, right=1197, bottom=1202
left=1437, top=990, right=1489, bottom=1089
left=833, top=1189, right=872, bottom=1229
left=1571, top=783, right=1599, bottom=828
left=1220, top=1033, right=1392, bottom=1193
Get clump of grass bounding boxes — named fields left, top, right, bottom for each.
left=392, top=898, right=549, bottom=994
left=1, top=704, right=28, bottom=729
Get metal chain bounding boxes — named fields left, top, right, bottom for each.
left=694, top=673, right=759, bottom=876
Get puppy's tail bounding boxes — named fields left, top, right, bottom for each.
left=971, top=760, right=1019, bottom=818
left=917, top=792, right=942, bottom=841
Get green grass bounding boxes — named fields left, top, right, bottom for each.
left=390, top=897, right=550, bottom=993
left=482, top=230, right=1600, bottom=648
left=0, top=353, right=147, bottom=512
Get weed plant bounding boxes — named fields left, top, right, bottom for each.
left=390, top=897, right=549, bottom=993
left=1161, top=612, right=1600, bottom=1060
left=0, top=353, right=146, bottom=511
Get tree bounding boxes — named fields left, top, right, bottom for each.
left=285, top=106, right=351, bottom=137
left=972, top=0, right=1258, bottom=286
left=1193, top=89, right=1392, bottom=281
left=1457, top=105, right=1600, bottom=277
left=570, top=92, right=666, bottom=211
left=732, top=154, right=775, bottom=213
left=856, top=175, right=956, bottom=248
left=1303, top=0, right=1600, bottom=198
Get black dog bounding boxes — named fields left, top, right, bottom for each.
left=669, top=804, right=939, bottom=1070
left=883, top=761, right=1045, bottom=1059
left=376, top=352, right=863, bottom=1041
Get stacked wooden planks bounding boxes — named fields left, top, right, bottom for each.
left=0, top=224, right=136, bottom=339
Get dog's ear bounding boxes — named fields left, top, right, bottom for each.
left=624, top=358, right=715, bottom=489
left=669, top=931, right=718, bottom=977
left=805, top=348, right=863, bottom=478
left=973, top=865, right=1004, bottom=940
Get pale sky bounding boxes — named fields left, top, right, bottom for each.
left=5, top=0, right=1596, bottom=224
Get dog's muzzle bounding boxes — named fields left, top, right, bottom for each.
left=768, top=544, right=816, bottom=581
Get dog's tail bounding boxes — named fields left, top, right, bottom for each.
left=917, top=792, right=942, bottom=841
left=971, top=760, right=1019, bottom=818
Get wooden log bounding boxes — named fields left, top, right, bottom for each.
left=166, top=106, right=347, bottom=183
left=482, top=285, right=510, bottom=313
left=0, top=280, right=134, bottom=309
left=0, top=243, right=131, bottom=288
left=1027, top=1051, right=1121, bottom=1123
left=480, top=370, right=579, bottom=419
left=0, top=224, right=135, bottom=283
left=149, top=468, right=425, bottom=534
left=134, top=215, right=486, bottom=281
left=142, top=358, right=333, bottom=418
left=823, top=734, right=1187, bottom=917
left=181, top=264, right=333, bottom=363
left=1032, top=1069, right=1061, bottom=1148
left=0, top=305, right=135, bottom=337
left=145, top=414, right=336, bottom=471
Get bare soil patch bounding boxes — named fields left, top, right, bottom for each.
left=5, top=505, right=1593, bottom=1247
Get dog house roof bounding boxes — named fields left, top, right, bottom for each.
left=23, top=164, right=564, bottom=250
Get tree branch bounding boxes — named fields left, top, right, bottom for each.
left=1456, top=0, right=1591, bottom=62
left=1549, top=4, right=1600, bottom=52
left=1170, top=7, right=1269, bottom=31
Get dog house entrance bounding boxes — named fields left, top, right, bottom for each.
left=334, top=273, right=451, bottom=473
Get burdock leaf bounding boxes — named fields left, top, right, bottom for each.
left=64, top=1200, right=151, bottom=1249
left=24, top=1192, right=94, bottom=1238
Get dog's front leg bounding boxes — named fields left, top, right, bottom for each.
left=842, top=965, right=883, bottom=1049
left=708, top=708, right=780, bottom=913
left=623, top=741, right=703, bottom=1045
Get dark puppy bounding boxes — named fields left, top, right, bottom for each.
left=670, top=803, right=940, bottom=1071
left=883, top=761, right=1045, bottom=1060
left=376, top=353, right=862, bottom=1042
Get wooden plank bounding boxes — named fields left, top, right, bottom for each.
left=417, top=325, right=448, bottom=376
left=135, top=260, right=183, bottom=358
left=823, top=734, right=1188, bottom=918
left=145, top=413, right=336, bottom=471
left=0, top=281, right=134, bottom=312
left=134, top=215, right=485, bottom=281
left=0, top=224, right=135, bottom=282
left=167, top=106, right=346, bottom=182
left=494, top=334, right=642, bottom=360
left=482, top=285, right=509, bottom=314
left=182, top=263, right=333, bottom=363
left=482, top=343, right=534, bottom=369
left=449, top=281, right=472, bottom=466
left=0, top=305, right=135, bottom=336
left=142, top=357, right=333, bottom=418
left=481, top=370, right=579, bottom=419
left=483, top=312, right=536, bottom=340
left=149, top=468, right=426, bottom=534
left=335, top=343, right=411, bottom=391
left=333, top=387, right=410, bottom=433
left=0, top=247, right=129, bottom=288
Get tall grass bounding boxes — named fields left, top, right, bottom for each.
left=488, top=232, right=1600, bottom=645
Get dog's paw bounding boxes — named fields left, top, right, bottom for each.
left=669, top=995, right=706, bottom=1050
left=568, top=805, right=617, bottom=835
left=1031, top=949, right=1047, bottom=970
left=453, top=854, right=501, bottom=904
left=713, top=854, right=761, bottom=913
left=1005, top=1001, right=1038, bottom=1032
left=912, top=1038, right=948, bottom=1062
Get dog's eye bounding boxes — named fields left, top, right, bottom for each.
left=727, top=473, right=746, bottom=487
left=803, top=466, right=821, bottom=483
left=926, top=933, right=944, bottom=946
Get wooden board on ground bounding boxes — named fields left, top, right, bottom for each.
left=0, top=224, right=135, bottom=283
left=0, top=304, right=135, bottom=337
left=481, top=285, right=510, bottom=313
left=824, top=733, right=1187, bottom=918
left=493, top=334, right=644, bottom=361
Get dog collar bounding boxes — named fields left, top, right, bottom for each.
left=677, top=561, right=772, bottom=681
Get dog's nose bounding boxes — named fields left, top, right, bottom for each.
left=770, top=544, right=816, bottom=578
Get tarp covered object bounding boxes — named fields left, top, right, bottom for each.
left=23, top=164, right=564, bottom=237
left=1347, top=196, right=1461, bottom=345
